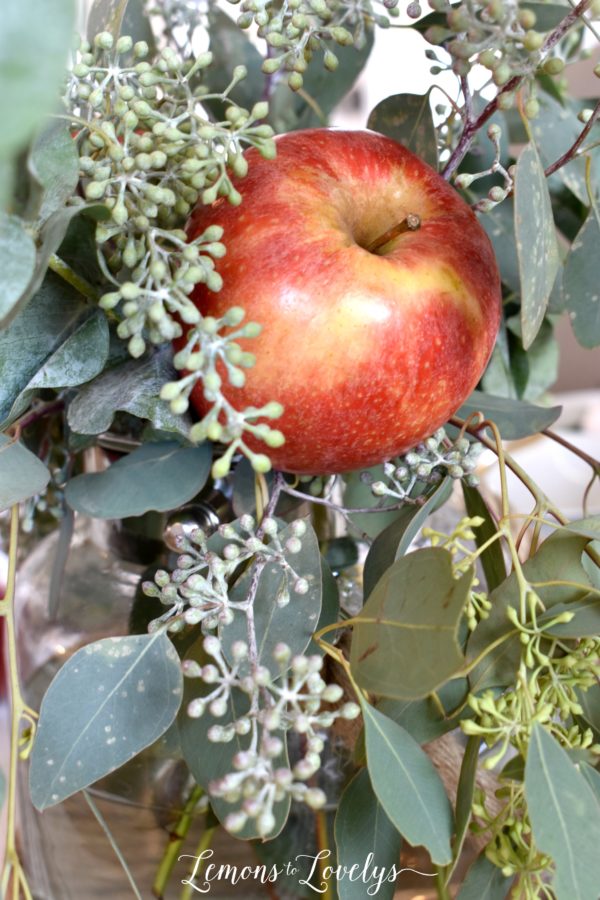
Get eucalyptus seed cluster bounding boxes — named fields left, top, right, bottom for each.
left=142, top=514, right=359, bottom=835
left=423, top=515, right=492, bottom=628
left=184, top=637, right=359, bottom=837
left=160, top=306, right=285, bottom=477
left=461, top=580, right=600, bottom=883
left=228, top=0, right=400, bottom=90
left=455, top=123, right=515, bottom=212
left=66, top=32, right=283, bottom=468
left=425, top=0, right=567, bottom=113
left=142, top=514, right=312, bottom=631
left=67, top=32, right=275, bottom=358
left=367, top=427, right=483, bottom=502
left=471, top=783, right=552, bottom=892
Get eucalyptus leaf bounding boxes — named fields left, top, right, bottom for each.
left=0, top=213, right=36, bottom=325
left=0, top=0, right=75, bottom=162
left=580, top=761, right=600, bottom=806
left=361, top=699, right=453, bottom=866
left=334, top=768, right=402, bottom=900
left=222, top=520, right=322, bottom=676
left=479, top=198, right=520, bottom=295
left=29, top=632, right=183, bottom=810
left=514, top=141, right=560, bottom=349
left=87, top=0, right=153, bottom=44
left=0, top=435, right=50, bottom=510
left=538, top=593, right=600, bottom=637
left=521, top=2, right=569, bottom=31
left=577, top=684, right=600, bottom=735
left=67, top=348, right=190, bottom=436
left=467, top=531, right=593, bottom=692
left=531, top=94, right=600, bottom=205
left=178, top=639, right=290, bottom=840
left=343, top=466, right=402, bottom=540
left=28, top=122, right=79, bottom=223
left=367, top=91, right=438, bottom=170
left=3, top=310, right=109, bottom=428
left=456, top=390, right=561, bottom=439
left=363, top=478, right=452, bottom=599
left=525, top=723, right=600, bottom=900
left=455, top=853, right=513, bottom=900
left=269, top=31, right=374, bottom=132
left=376, top=678, right=469, bottom=745
left=562, top=208, right=600, bottom=349
left=0, top=274, right=106, bottom=427
left=65, top=441, right=211, bottom=518
left=351, top=548, right=472, bottom=700
left=462, top=484, right=506, bottom=592
left=452, top=736, right=480, bottom=867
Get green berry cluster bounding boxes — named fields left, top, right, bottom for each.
left=68, top=33, right=275, bottom=357
left=455, top=123, right=515, bottom=212
left=368, top=427, right=483, bottom=502
left=160, top=307, right=285, bottom=478
left=460, top=576, right=600, bottom=885
left=425, top=0, right=567, bottom=114
left=66, top=32, right=284, bottom=469
left=143, top=515, right=359, bottom=837
left=227, top=0, right=399, bottom=90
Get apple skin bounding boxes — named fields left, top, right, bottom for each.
left=185, top=128, right=502, bottom=475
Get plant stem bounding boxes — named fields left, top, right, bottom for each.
left=436, top=865, right=452, bottom=900
left=0, top=506, right=35, bottom=900
left=315, top=810, right=335, bottom=900
left=179, top=823, right=218, bottom=900
left=48, top=254, right=99, bottom=303
left=367, top=214, right=421, bottom=254
left=83, top=791, right=143, bottom=900
left=152, top=784, right=204, bottom=899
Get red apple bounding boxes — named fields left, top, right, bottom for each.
left=185, top=128, right=501, bottom=475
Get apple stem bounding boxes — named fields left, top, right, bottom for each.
left=366, top=213, right=421, bottom=254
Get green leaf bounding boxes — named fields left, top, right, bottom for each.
left=531, top=94, right=600, bottom=206
left=29, top=631, right=183, bottom=810
left=562, top=208, right=600, bottom=349
left=334, top=768, right=402, bottom=900
left=514, top=141, right=560, bottom=349
left=367, top=90, right=438, bottom=170
left=577, top=683, right=600, bottom=735
left=521, top=2, right=569, bottom=31
left=203, top=7, right=264, bottom=116
left=451, top=736, right=480, bottom=868
left=178, top=640, right=290, bottom=840
left=0, top=435, right=50, bottom=510
left=526, top=723, right=600, bottom=900
left=3, top=310, right=109, bottom=428
left=311, top=558, right=340, bottom=654
left=0, top=0, right=75, bottom=164
left=479, top=198, right=520, bottom=295
left=538, top=593, right=600, bottom=638
left=222, top=520, right=323, bottom=677
left=580, top=762, right=600, bottom=806
left=67, top=348, right=190, bottom=436
left=363, top=478, right=452, bottom=599
left=462, top=485, right=506, bottom=592
left=269, top=31, right=374, bottom=132
left=28, top=122, right=79, bottom=223
left=456, top=390, right=561, bottom=439
left=467, top=531, right=592, bottom=692
left=351, top=548, right=472, bottom=700
left=377, top=678, right=469, bottom=744
left=455, top=853, right=513, bottom=900
left=0, top=214, right=36, bottom=324
left=563, top=515, right=600, bottom=542
left=65, top=441, right=211, bottom=518
left=87, top=0, right=153, bottom=46
left=343, top=466, right=404, bottom=540
left=361, top=698, right=453, bottom=865
left=0, top=273, right=106, bottom=427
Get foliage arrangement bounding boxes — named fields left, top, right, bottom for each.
left=2, top=0, right=600, bottom=898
